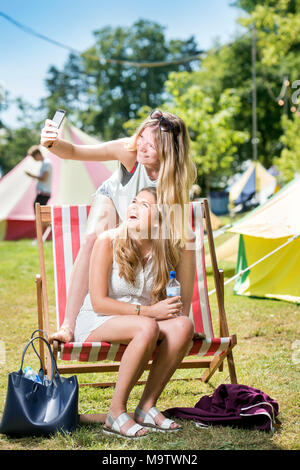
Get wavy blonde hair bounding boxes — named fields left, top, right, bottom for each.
left=127, top=110, right=197, bottom=247
left=114, top=187, right=182, bottom=303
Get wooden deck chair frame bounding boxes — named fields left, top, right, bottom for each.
left=35, top=199, right=237, bottom=388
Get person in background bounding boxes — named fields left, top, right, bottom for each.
left=25, top=145, right=52, bottom=212
left=190, top=184, right=201, bottom=201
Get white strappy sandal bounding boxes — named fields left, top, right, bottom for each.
left=134, top=406, right=181, bottom=433
left=103, top=412, right=149, bottom=439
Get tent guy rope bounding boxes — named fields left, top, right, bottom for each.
left=0, top=11, right=204, bottom=68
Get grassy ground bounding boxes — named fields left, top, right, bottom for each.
left=0, top=238, right=299, bottom=451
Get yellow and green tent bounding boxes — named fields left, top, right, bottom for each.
left=229, top=177, right=300, bottom=304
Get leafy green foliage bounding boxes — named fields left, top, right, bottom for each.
left=0, top=97, right=41, bottom=175
left=164, top=70, right=249, bottom=190
left=3, top=5, right=300, bottom=182
left=238, top=0, right=300, bottom=68
left=0, top=127, right=39, bottom=175
left=42, top=19, right=200, bottom=140
left=234, top=0, right=300, bottom=181
left=274, top=114, right=300, bottom=182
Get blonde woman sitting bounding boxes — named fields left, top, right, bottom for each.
left=74, top=187, right=195, bottom=439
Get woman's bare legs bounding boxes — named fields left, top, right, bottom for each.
left=135, top=315, right=194, bottom=429
left=84, top=315, right=160, bottom=436
left=49, top=195, right=118, bottom=343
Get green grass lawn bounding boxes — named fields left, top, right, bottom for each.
left=0, top=239, right=299, bottom=450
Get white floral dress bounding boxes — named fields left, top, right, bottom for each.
left=74, top=237, right=154, bottom=342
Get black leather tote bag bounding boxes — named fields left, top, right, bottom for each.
left=0, top=332, right=79, bottom=437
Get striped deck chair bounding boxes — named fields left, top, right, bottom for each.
left=35, top=199, right=237, bottom=387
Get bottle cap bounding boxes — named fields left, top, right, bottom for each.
left=170, top=270, right=176, bottom=278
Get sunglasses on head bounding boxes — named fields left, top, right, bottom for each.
left=150, top=110, right=179, bottom=136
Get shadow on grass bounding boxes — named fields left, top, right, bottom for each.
left=0, top=419, right=284, bottom=451
left=206, top=266, right=236, bottom=279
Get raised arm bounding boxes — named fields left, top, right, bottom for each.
left=25, top=170, right=49, bottom=182
left=40, top=119, right=137, bottom=169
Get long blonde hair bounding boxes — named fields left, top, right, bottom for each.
left=127, top=111, right=197, bottom=247
left=114, top=187, right=181, bottom=303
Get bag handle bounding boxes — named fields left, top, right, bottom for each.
left=29, top=329, right=49, bottom=373
left=18, top=336, right=59, bottom=385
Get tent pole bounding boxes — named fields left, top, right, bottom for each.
left=251, top=23, right=258, bottom=161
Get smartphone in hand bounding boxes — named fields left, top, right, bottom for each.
left=52, top=109, right=66, bottom=127
left=48, top=109, right=66, bottom=148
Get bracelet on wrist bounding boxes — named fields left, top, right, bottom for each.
left=135, top=304, right=141, bottom=315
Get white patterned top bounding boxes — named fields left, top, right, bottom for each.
left=96, top=162, right=157, bottom=221
left=80, top=232, right=155, bottom=313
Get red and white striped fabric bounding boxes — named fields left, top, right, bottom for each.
left=51, top=203, right=231, bottom=361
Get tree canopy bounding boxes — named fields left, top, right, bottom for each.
left=42, top=19, right=200, bottom=140
left=1, top=5, right=300, bottom=185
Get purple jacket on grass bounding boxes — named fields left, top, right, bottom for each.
left=165, top=384, right=279, bottom=432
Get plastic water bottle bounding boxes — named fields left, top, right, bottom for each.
left=24, top=366, right=42, bottom=383
left=166, top=270, right=181, bottom=298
